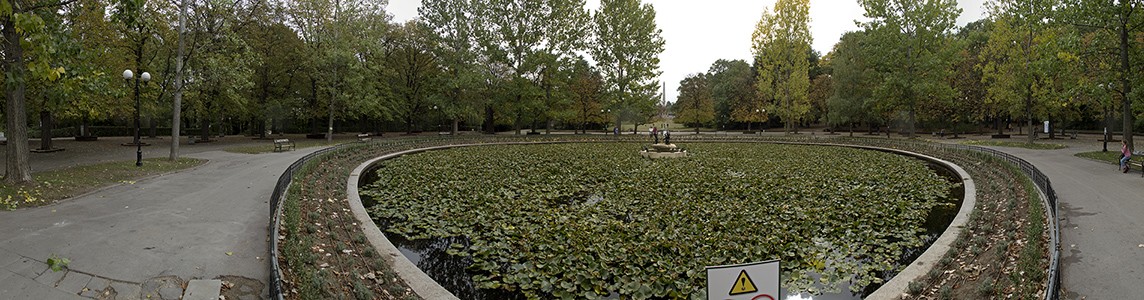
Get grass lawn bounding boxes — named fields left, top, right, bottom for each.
left=1075, top=150, right=1122, bottom=164
left=961, top=139, right=1068, bottom=150
left=0, top=157, right=206, bottom=210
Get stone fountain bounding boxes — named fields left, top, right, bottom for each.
left=640, top=130, right=687, bottom=158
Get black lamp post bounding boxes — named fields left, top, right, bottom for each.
left=123, top=69, right=150, bottom=167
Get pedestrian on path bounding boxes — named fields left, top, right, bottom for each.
left=1120, top=140, right=1132, bottom=173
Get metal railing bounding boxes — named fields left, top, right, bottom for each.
left=268, top=144, right=347, bottom=300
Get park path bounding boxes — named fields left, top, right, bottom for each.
left=981, top=143, right=1144, bottom=300
left=0, top=146, right=320, bottom=299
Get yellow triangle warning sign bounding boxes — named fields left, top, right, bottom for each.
left=728, top=270, right=758, bottom=295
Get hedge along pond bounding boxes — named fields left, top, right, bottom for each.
left=360, top=142, right=962, bottom=300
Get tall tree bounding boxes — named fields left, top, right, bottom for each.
left=567, top=57, right=605, bottom=134
left=982, top=0, right=1062, bottom=143
left=471, top=0, right=544, bottom=134
left=753, top=0, right=812, bottom=134
left=286, top=0, right=387, bottom=142
left=2, top=0, right=76, bottom=184
left=243, top=20, right=306, bottom=139
left=385, top=21, right=440, bottom=134
left=708, top=59, right=764, bottom=131
left=675, top=73, right=714, bottom=134
left=1060, top=0, right=1144, bottom=151
left=828, top=31, right=877, bottom=135
left=592, top=0, right=665, bottom=133
left=420, top=0, right=479, bottom=135
left=859, top=0, right=961, bottom=137
left=952, top=20, right=993, bottom=135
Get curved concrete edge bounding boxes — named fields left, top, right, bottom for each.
left=347, top=146, right=463, bottom=300
left=864, top=148, right=976, bottom=300
left=342, top=141, right=977, bottom=300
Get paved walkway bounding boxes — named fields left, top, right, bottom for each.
left=0, top=146, right=320, bottom=299
left=980, top=142, right=1144, bottom=300
left=1, top=133, right=1140, bottom=299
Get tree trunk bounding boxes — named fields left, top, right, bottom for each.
left=1026, top=88, right=1034, bottom=144
left=327, top=97, right=334, bottom=143
left=39, top=110, right=52, bottom=151
left=1048, top=116, right=1055, bottom=139
left=170, top=0, right=187, bottom=161
left=907, top=108, right=916, bottom=138
left=451, top=118, right=459, bottom=135
left=484, top=105, right=495, bottom=134
left=3, top=20, right=32, bottom=184
left=149, top=116, right=158, bottom=138
left=1120, top=17, right=1134, bottom=152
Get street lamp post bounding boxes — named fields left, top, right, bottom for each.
left=123, top=69, right=150, bottom=167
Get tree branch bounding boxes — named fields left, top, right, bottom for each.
left=17, top=0, right=80, bottom=13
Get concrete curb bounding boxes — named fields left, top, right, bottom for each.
left=863, top=148, right=976, bottom=299
left=346, top=146, right=466, bottom=300
left=345, top=141, right=976, bottom=299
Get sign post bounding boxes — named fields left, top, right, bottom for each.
left=706, top=260, right=780, bottom=300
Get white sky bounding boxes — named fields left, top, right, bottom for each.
left=386, top=0, right=988, bottom=103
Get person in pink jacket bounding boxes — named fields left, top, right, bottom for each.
left=1121, top=140, right=1132, bottom=173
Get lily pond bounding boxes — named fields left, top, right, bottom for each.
left=361, top=143, right=962, bottom=299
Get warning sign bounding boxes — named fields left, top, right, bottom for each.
left=706, top=260, right=779, bottom=300
left=729, top=270, right=757, bottom=295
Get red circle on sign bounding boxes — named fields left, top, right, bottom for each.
left=751, top=295, right=775, bottom=300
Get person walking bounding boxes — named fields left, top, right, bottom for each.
left=1120, top=140, right=1132, bottom=173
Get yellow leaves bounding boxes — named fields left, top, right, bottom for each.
left=1055, top=51, right=1079, bottom=63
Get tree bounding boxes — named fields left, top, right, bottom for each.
left=243, top=20, right=306, bottom=139
left=286, top=0, right=387, bottom=142
left=567, top=57, right=605, bottom=134
left=1060, top=0, right=1144, bottom=152
left=982, top=0, right=1063, bottom=143
left=675, top=73, right=714, bottom=134
left=534, top=0, right=589, bottom=134
left=185, top=0, right=254, bottom=142
left=708, top=59, right=764, bottom=131
left=753, top=0, right=812, bottom=134
left=2, top=0, right=77, bottom=184
left=828, top=31, right=878, bottom=135
left=419, top=0, right=480, bottom=135
left=808, top=73, right=833, bottom=130
left=384, top=21, right=440, bottom=133
left=592, top=0, right=665, bottom=134
left=951, top=20, right=993, bottom=135
left=859, top=0, right=961, bottom=137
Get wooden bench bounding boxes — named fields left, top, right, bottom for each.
left=357, top=133, right=371, bottom=142
left=273, top=139, right=295, bottom=152
left=1129, top=151, right=1144, bottom=177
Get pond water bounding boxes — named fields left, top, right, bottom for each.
left=360, top=153, right=964, bottom=300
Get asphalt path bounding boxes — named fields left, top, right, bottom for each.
left=0, top=143, right=320, bottom=299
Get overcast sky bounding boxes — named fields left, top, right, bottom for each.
left=386, top=0, right=988, bottom=103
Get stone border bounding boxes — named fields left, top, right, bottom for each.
left=346, top=145, right=466, bottom=300
left=859, top=146, right=977, bottom=299
left=345, top=141, right=975, bottom=299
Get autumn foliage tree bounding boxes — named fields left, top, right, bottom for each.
left=753, top=0, right=811, bottom=134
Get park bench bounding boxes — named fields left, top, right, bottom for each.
left=357, top=133, right=371, bottom=142
left=1130, top=151, right=1144, bottom=177
left=273, top=139, right=295, bottom=152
